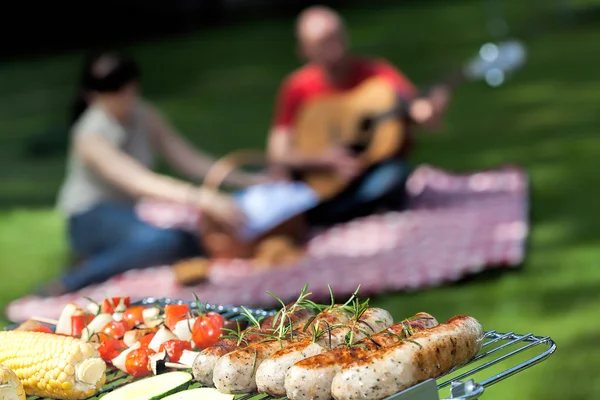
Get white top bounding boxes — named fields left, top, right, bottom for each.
left=56, top=101, right=156, bottom=216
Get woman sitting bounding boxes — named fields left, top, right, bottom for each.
left=38, top=51, right=260, bottom=296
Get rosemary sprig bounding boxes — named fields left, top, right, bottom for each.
left=220, top=327, right=248, bottom=347
left=267, top=283, right=314, bottom=343
left=383, top=323, right=423, bottom=349
left=328, top=285, right=335, bottom=309
left=240, top=306, right=264, bottom=329
left=218, top=306, right=265, bottom=346
left=250, top=349, right=259, bottom=377
left=308, top=319, right=333, bottom=348
left=401, top=319, right=416, bottom=338
left=344, top=293, right=370, bottom=322
left=384, top=327, right=405, bottom=342
left=329, top=285, right=369, bottom=322
left=344, top=330, right=355, bottom=348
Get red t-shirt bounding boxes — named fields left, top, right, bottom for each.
left=272, top=57, right=418, bottom=131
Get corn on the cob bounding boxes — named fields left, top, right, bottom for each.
left=0, top=364, right=25, bottom=400
left=0, top=331, right=106, bottom=400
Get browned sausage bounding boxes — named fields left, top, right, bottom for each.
left=331, top=315, right=485, bottom=400
left=192, top=305, right=315, bottom=385
left=285, top=312, right=439, bottom=400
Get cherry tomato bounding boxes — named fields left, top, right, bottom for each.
left=98, top=339, right=127, bottom=362
left=192, top=318, right=221, bottom=350
left=125, top=347, right=155, bottom=377
left=205, top=312, right=225, bottom=330
left=102, top=320, right=130, bottom=340
left=138, top=333, right=156, bottom=348
left=123, top=306, right=146, bottom=328
left=101, top=297, right=131, bottom=313
left=93, top=332, right=112, bottom=344
left=164, top=304, right=189, bottom=331
left=159, top=339, right=192, bottom=363
left=71, top=314, right=94, bottom=337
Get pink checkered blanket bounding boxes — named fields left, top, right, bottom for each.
left=5, top=164, right=528, bottom=322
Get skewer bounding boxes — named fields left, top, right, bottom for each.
left=165, top=362, right=190, bottom=369
left=31, top=317, right=58, bottom=325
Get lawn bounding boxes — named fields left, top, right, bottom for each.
left=1, top=0, right=600, bottom=398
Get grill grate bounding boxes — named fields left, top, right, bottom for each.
left=19, top=298, right=555, bottom=400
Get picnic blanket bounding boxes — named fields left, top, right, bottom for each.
left=5, top=164, right=529, bottom=322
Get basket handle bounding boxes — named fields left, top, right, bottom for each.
left=201, top=149, right=268, bottom=191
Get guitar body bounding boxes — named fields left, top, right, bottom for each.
left=293, top=76, right=407, bottom=200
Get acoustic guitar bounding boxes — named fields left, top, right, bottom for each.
left=292, top=40, right=527, bottom=200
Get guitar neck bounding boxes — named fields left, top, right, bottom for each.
left=376, top=69, right=465, bottom=124
left=422, top=67, right=467, bottom=96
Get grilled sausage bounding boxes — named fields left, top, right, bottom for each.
left=285, top=312, right=439, bottom=400
left=212, top=307, right=352, bottom=394
left=331, top=315, right=485, bottom=400
left=256, top=308, right=394, bottom=396
left=192, top=306, right=315, bottom=386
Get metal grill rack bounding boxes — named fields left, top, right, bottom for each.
left=19, top=298, right=555, bottom=400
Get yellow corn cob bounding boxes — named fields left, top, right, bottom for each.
left=0, top=331, right=106, bottom=400
left=0, top=364, right=25, bottom=400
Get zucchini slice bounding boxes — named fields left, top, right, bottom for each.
left=162, top=388, right=235, bottom=400
left=101, top=371, right=192, bottom=400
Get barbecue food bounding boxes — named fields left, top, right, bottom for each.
left=256, top=307, right=394, bottom=396
left=0, top=364, right=25, bottom=400
left=0, top=331, right=106, bottom=400
left=193, top=306, right=315, bottom=386
left=331, top=315, right=485, bottom=400
left=285, top=312, right=439, bottom=400
left=212, top=306, right=353, bottom=394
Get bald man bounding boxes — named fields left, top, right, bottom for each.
left=267, top=6, right=451, bottom=226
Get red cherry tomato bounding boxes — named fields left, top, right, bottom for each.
left=101, top=297, right=131, bottom=313
left=192, top=318, right=221, bottom=350
left=159, top=339, right=192, bottom=363
left=164, top=304, right=189, bottom=331
left=98, top=339, right=127, bottom=362
left=205, top=312, right=225, bottom=330
left=125, top=347, right=155, bottom=377
left=138, top=333, right=156, bottom=348
left=122, top=306, right=146, bottom=328
left=71, top=314, right=94, bottom=337
left=102, top=321, right=130, bottom=340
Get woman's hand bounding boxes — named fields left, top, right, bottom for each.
left=193, top=188, right=246, bottom=233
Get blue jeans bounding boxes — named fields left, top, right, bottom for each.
left=61, top=203, right=202, bottom=292
left=307, top=159, right=411, bottom=227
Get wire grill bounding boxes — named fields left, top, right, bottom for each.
left=19, top=298, right=555, bottom=400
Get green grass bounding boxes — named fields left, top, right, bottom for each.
left=2, top=0, right=600, bottom=398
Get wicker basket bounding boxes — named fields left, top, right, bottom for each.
left=198, top=150, right=309, bottom=261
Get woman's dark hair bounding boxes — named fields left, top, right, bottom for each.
left=70, top=51, right=140, bottom=124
